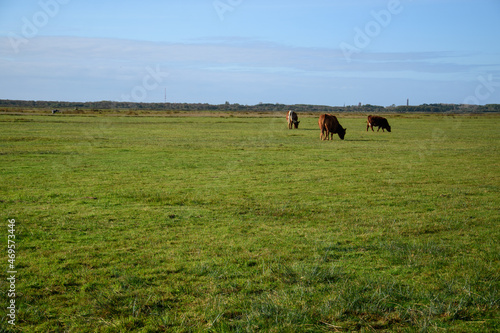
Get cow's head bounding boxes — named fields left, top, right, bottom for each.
left=386, top=125, right=391, bottom=132
left=293, top=120, right=300, bottom=129
left=338, top=127, right=346, bottom=140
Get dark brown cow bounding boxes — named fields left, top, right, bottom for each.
left=318, top=114, right=346, bottom=140
left=367, top=115, right=391, bottom=132
left=286, top=110, right=300, bottom=129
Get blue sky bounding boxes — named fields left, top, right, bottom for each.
left=0, top=0, right=499, bottom=106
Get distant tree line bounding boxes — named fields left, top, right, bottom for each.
left=0, top=99, right=498, bottom=113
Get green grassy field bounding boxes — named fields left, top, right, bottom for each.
left=1, top=113, right=499, bottom=332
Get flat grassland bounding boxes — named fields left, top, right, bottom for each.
left=1, top=113, right=499, bottom=332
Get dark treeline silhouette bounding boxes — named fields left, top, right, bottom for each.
left=0, top=99, right=499, bottom=113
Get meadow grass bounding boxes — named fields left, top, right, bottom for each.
left=0, top=113, right=499, bottom=332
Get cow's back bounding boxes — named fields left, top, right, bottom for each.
left=369, top=115, right=385, bottom=126
left=325, top=114, right=339, bottom=131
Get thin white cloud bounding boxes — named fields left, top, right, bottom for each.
left=0, top=35, right=498, bottom=104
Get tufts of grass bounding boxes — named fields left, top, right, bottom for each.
left=0, top=114, right=498, bottom=331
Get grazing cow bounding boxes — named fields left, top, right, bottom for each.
left=52, top=109, right=60, bottom=114
left=286, top=110, right=300, bottom=129
left=367, top=115, right=391, bottom=132
left=318, top=114, right=346, bottom=140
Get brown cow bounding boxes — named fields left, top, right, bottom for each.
left=367, top=115, right=391, bottom=132
left=286, top=110, right=300, bottom=129
left=318, top=114, right=346, bottom=140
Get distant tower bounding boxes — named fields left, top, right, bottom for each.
left=407, top=98, right=409, bottom=106
left=164, top=88, right=167, bottom=103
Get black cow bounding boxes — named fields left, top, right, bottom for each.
left=367, top=115, right=391, bottom=132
